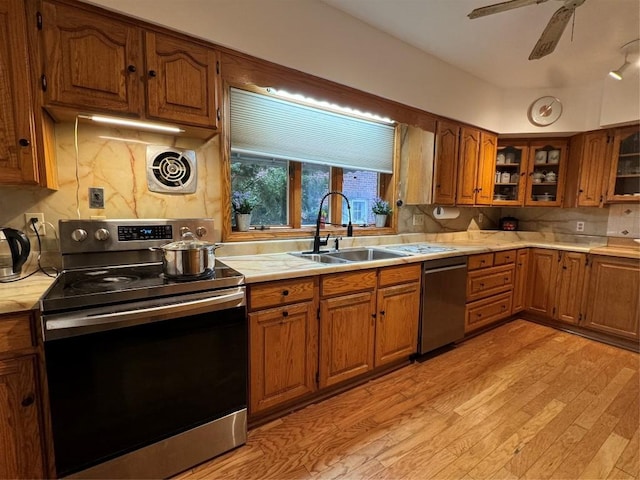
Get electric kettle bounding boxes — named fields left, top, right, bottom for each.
left=0, top=228, right=31, bottom=282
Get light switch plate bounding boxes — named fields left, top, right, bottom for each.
left=89, top=187, right=105, bottom=209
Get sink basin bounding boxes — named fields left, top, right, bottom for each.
left=290, top=248, right=409, bottom=264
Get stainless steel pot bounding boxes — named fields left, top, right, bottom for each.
left=151, top=233, right=221, bottom=278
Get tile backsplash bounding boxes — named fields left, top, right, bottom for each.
left=606, top=204, right=640, bottom=238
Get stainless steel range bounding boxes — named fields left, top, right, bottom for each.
left=40, top=218, right=247, bottom=479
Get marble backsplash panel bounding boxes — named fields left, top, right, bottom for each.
left=0, top=122, right=223, bottom=246
left=606, top=204, right=640, bottom=239
left=501, top=207, right=610, bottom=236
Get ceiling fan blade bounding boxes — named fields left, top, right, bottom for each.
left=468, top=0, right=549, bottom=19
left=528, top=4, right=576, bottom=59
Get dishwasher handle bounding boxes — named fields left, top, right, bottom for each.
left=424, top=263, right=467, bottom=275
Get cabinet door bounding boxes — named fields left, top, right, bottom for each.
left=0, top=356, right=45, bottom=479
left=476, top=132, right=497, bottom=205
left=398, top=124, right=434, bottom=205
left=456, top=127, right=480, bottom=205
left=576, top=131, right=610, bottom=206
left=42, top=1, right=142, bottom=114
left=433, top=120, right=459, bottom=205
left=249, top=302, right=317, bottom=413
left=375, top=282, right=420, bottom=366
left=606, top=125, right=640, bottom=202
left=512, top=248, right=529, bottom=313
left=554, top=252, right=586, bottom=324
left=584, top=256, right=640, bottom=340
left=0, top=0, right=38, bottom=185
left=525, top=141, right=567, bottom=207
left=526, top=248, right=558, bottom=316
left=319, top=291, right=376, bottom=388
left=145, top=32, right=219, bottom=128
left=494, top=143, right=528, bottom=206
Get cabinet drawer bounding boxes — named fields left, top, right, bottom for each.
left=465, top=292, right=512, bottom=332
left=378, top=263, right=421, bottom=287
left=249, top=278, right=315, bottom=311
left=466, top=264, right=514, bottom=301
left=0, top=312, right=34, bottom=354
left=321, top=270, right=377, bottom=297
left=468, top=253, right=494, bottom=271
left=494, top=250, right=516, bottom=266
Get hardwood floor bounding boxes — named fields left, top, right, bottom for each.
left=177, top=320, right=640, bottom=479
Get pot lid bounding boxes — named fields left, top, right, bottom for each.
left=162, top=232, right=218, bottom=250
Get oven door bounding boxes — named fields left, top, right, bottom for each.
left=43, top=287, right=247, bottom=478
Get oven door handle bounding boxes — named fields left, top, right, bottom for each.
left=43, top=287, right=246, bottom=340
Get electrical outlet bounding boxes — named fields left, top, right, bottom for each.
left=478, top=213, right=484, bottom=224
left=412, top=214, right=424, bottom=226
left=576, top=221, right=585, bottom=232
left=24, top=213, right=46, bottom=236
left=89, top=187, right=105, bottom=209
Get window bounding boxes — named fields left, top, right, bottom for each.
left=228, top=87, right=395, bottom=235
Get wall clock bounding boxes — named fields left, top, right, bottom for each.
left=528, top=96, right=562, bottom=127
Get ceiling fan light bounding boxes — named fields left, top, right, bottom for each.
left=609, top=60, right=630, bottom=80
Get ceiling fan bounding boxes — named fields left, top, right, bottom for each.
left=468, top=0, right=587, bottom=60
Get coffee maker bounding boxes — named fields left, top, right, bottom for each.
left=0, top=228, right=31, bottom=282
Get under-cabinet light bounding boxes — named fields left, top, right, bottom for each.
left=82, top=115, right=185, bottom=133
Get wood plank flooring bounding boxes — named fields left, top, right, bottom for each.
left=176, top=320, right=640, bottom=480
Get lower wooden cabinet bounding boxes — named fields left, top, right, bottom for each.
left=0, top=312, right=47, bottom=479
left=465, top=250, right=515, bottom=332
left=583, top=256, right=640, bottom=341
left=512, top=249, right=529, bottom=313
left=526, top=248, right=586, bottom=324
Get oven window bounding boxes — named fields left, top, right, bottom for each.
left=45, top=307, right=247, bottom=477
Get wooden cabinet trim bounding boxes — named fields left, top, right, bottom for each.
left=377, top=263, right=421, bottom=287
left=321, top=270, right=377, bottom=297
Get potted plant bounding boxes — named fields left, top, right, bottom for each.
left=371, top=197, right=392, bottom=227
left=232, top=191, right=255, bottom=231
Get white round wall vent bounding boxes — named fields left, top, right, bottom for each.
left=146, top=146, right=197, bottom=194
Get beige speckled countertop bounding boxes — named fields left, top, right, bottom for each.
left=2, top=231, right=638, bottom=316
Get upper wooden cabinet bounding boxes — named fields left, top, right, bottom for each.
left=433, top=120, right=459, bottom=205
left=39, top=0, right=220, bottom=130
left=524, top=140, right=568, bottom=207
left=0, top=0, right=56, bottom=188
left=398, top=124, right=435, bottom=205
left=494, top=141, right=529, bottom=206
left=455, top=127, right=481, bottom=205
left=565, top=130, right=610, bottom=207
left=606, top=125, right=640, bottom=202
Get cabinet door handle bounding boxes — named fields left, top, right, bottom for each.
left=21, top=394, right=34, bottom=407
left=18, top=138, right=30, bottom=147
left=476, top=313, right=482, bottom=318
left=371, top=313, right=377, bottom=318
left=148, top=70, right=157, bottom=78
left=479, top=282, right=485, bottom=287
left=282, top=311, right=288, bottom=317
left=282, top=289, right=289, bottom=296
left=127, top=65, right=137, bottom=73
left=380, top=310, right=385, bottom=315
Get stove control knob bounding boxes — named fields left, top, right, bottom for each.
left=71, top=229, right=87, bottom=242
left=196, top=226, right=207, bottom=238
left=94, top=228, right=110, bottom=241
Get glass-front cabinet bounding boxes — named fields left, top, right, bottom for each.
left=607, top=126, right=640, bottom=202
left=493, top=142, right=528, bottom=206
left=524, top=140, right=567, bottom=207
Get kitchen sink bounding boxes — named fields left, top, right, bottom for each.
left=290, top=247, right=409, bottom=264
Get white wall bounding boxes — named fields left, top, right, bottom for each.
left=84, top=0, right=638, bottom=133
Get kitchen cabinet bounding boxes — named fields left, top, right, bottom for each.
left=606, top=125, right=640, bottom=202
left=0, top=312, right=47, bottom=479
left=39, top=0, right=219, bottom=130
left=0, top=0, right=56, bottom=188
left=526, top=248, right=586, bottom=324
left=511, top=248, right=529, bottom=314
left=455, top=129, right=496, bottom=205
left=398, top=124, right=435, bottom=205
left=374, top=264, right=421, bottom=366
left=248, top=278, right=318, bottom=414
left=583, top=255, right=639, bottom=341
left=319, top=270, right=377, bottom=388
left=433, top=120, right=459, bottom=205
left=524, top=140, right=568, bottom=207
left=465, top=251, right=515, bottom=332
left=493, top=141, right=529, bottom=206
left=565, top=131, right=610, bottom=207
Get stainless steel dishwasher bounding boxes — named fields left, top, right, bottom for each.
left=418, top=256, right=468, bottom=354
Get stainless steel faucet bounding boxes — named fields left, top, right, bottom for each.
left=312, top=192, right=353, bottom=254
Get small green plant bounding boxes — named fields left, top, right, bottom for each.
left=231, top=191, right=255, bottom=214
left=371, top=197, right=392, bottom=215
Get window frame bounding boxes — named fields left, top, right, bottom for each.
left=219, top=67, right=406, bottom=242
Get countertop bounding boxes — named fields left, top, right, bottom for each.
left=2, top=233, right=638, bottom=316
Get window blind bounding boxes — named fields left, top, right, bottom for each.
left=230, top=88, right=395, bottom=173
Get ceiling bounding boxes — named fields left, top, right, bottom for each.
left=321, top=0, right=640, bottom=89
